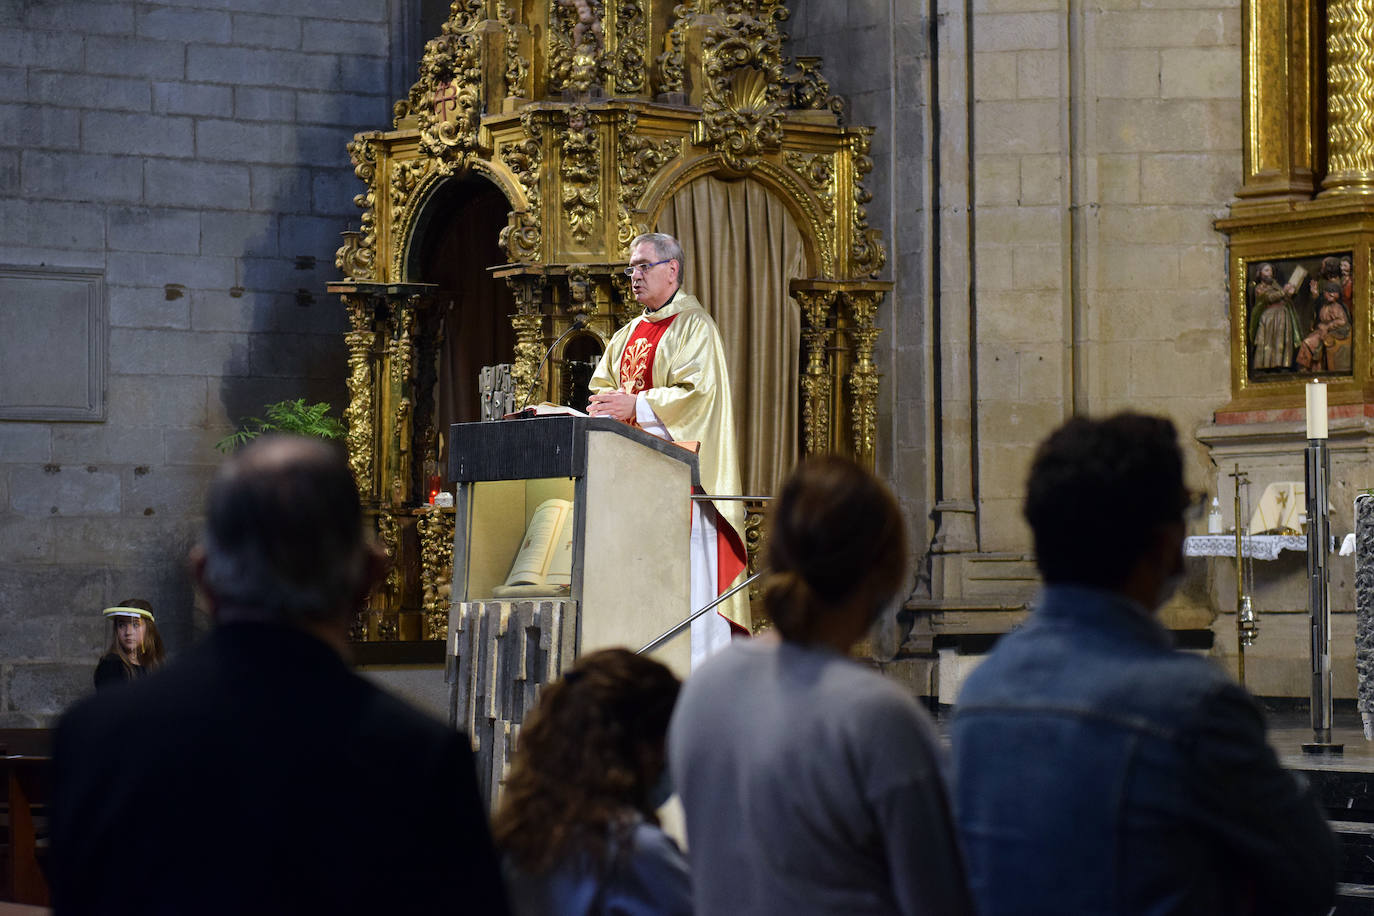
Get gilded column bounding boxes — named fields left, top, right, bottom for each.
left=1323, top=0, right=1374, bottom=195
left=417, top=505, right=456, bottom=641
left=791, top=286, right=838, bottom=457
left=842, top=288, right=885, bottom=469
left=507, top=275, right=547, bottom=407
left=1235, top=0, right=1319, bottom=201
left=385, top=296, right=418, bottom=507
left=342, top=295, right=377, bottom=501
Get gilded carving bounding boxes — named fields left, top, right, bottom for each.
left=508, top=276, right=548, bottom=405
left=615, top=0, right=648, bottom=93
left=448, top=0, right=485, bottom=30
left=744, top=500, right=766, bottom=606
left=564, top=0, right=606, bottom=94
left=561, top=106, right=601, bottom=243
left=418, top=506, right=456, bottom=642
left=408, top=24, right=485, bottom=168
left=500, top=1, right=530, bottom=98
left=843, top=289, right=885, bottom=464
left=789, top=56, right=846, bottom=120
left=566, top=265, right=594, bottom=319
left=849, top=128, right=887, bottom=278
left=656, top=1, right=697, bottom=94
left=794, top=289, right=836, bottom=457
left=1326, top=0, right=1374, bottom=191
left=337, top=139, right=378, bottom=280
left=390, top=159, right=428, bottom=214
left=617, top=110, right=681, bottom=249
left=606, top=271, right=637, bottom=325
left=388, top=300, right=417, bottom=506
left=501, top=209, right=542, bottom=261
left=784, top=150, right=835, bottom=212
left=375, top=511, right=402, bottom=636
left=697, top=4, right=789, bottom=175
left=343, top=297, right=375, bottom=498
left=500, top=109, right=543, bottom=211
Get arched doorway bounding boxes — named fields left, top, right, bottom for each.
left=408, top=176, right=516, bottom=458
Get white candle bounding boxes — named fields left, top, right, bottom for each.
left=1306, top=380, right=1328, bottom=439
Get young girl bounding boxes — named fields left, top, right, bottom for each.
left=494, top=648, right=690, bottom=916
left=93, top=599, right=165, bottom=690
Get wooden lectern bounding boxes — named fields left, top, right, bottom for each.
left=445, top=415, right=696, bottom=803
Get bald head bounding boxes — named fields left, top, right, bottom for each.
left=199, top=435, right=371, bottom=627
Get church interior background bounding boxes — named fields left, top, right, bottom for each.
left=3, top=0, right=1371, bottom=724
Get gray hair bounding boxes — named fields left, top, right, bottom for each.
left=200, top=435, right=369, bottom=627
left=630, top=232, right=685, bottom=274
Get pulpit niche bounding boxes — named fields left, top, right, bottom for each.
left=330, top=0, right=896, bottom=654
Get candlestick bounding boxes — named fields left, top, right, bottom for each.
left=1306, top=380, right=1328, bottom=439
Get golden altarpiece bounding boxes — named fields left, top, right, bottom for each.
left=328, top=0, right=891, bottom=650
left=1202, top=0, right=1374, bottom=694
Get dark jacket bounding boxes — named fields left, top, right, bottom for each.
left=52, top=622, right=509, bottom=916
left=951, top=585, right=1336, bottom=916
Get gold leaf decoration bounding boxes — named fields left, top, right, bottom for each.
left=561, top=106, right=601, bottom=243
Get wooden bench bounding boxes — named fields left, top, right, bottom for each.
left=0, top=731, right=52, bottom=907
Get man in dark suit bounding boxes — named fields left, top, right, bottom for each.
left=51, top=435, right=509, bottom=915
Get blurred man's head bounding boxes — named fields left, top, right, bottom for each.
left=194, top=435, right=380, bottom=632
left=1024, top=413, right=1188, bottom=609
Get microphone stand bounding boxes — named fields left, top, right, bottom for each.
left=517, top=313, right=590, bottom=413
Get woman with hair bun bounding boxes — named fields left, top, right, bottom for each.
left=494, top=647, right=690, bottom=916
left=93, top=598, right=165, bottom=690
left=668, top=456, right=973, bottom=916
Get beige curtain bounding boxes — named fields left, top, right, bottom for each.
left=658, top=177, right=806, bottom=496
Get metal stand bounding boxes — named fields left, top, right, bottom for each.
left=1228, top=464, right=1258, bottom=685
left=1303, top=438, right=1343, bottom=754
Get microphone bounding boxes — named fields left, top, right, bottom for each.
left=518, top=312, right=591, bottom=412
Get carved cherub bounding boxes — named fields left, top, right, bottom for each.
left=559, top=0, right=603, bottom=52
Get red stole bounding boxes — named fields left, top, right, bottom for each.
left=617, top=313, right=678, bottom=396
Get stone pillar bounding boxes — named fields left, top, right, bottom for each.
left=1323, top=0, right=1374, bottom=195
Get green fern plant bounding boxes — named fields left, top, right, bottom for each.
left=215, top=399, right=346, bottom=453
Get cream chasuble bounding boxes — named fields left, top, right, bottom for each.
left=590, top=290, right=749, bottom=634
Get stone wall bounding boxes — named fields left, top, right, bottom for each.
left=0, top=0, right=399, bottom=725
left=792, top=0, right=1258, bottom=696
left=786, top=1, right=933, bottom=575
left=969, top=0, right=1238, bottom=550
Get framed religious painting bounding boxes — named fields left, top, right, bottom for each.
left=1243, top=252, right=1353, bottom=381
left=1218, top=213, right=1374, bottom=410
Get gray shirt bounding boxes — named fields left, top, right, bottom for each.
left=667, top=638, right=973, bottom=916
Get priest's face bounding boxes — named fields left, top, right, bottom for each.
left=629, top=242, right=679, bottom=311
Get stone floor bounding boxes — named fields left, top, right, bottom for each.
left=1270, top=709, right=1374, bottom=770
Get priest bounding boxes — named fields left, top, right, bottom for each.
left=588, top=232, right=748, bottom=662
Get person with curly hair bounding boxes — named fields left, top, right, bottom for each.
left=93, top=598, right=165, bottom=690
left=668, top=456, right=974, bottom=916
left=495, top=648, right=690, bottom=916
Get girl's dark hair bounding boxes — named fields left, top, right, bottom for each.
left=105, top=597, right=166, bottom=671
left=763, top=456, right=907, bottom=641
left=492, top=648, right=681, bottom=874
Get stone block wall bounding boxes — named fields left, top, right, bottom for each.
left=0, top=1, right=400, bottom=725
left=787, top=1, right=933, bottom=570
left=969, top=0, right=1239, bottom=553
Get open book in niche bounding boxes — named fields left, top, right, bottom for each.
left=491, top=498, right=574, bottom=598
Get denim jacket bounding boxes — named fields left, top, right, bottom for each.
left=950, top=585, right=1335, bottom=916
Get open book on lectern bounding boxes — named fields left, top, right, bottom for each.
left=490, top=497, right=575, bottom=597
